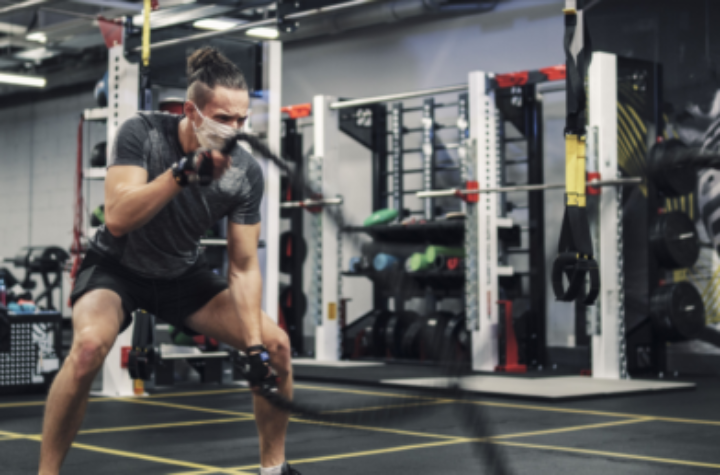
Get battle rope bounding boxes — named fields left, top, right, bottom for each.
left=220, top=133, right=513, bottom=475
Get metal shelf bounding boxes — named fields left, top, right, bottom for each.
left=343, top=220, right=464, bottom=245
left=83, top=108, right=108, bottom=121
left=342, top=269, right=464, bottom=293
left=84, top=168, right=107, bottom=180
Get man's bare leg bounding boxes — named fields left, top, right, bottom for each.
left=186, top=290, right=292, bottom=467
left=38, top=290, right=124, bottom=475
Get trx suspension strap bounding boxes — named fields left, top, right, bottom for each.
left=139, top=0, right=153, bottom=110
left=552, top=0, right=599, bottom=305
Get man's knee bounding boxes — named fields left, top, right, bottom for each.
left=69, top=330, right=113, bottom=382
left=267, top=330, right=292, bottom=378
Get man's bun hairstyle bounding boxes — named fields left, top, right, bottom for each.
left=187, top=46, right=248, bottom=109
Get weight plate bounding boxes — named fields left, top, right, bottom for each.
left=421, top=312, right=454, bottom=361
left=384, top=314, right=402, bottom=358
left=650, top=282, right=705, bottom=341
left=649, top=139, right=696, bottom=197
left=401, top=317, right=427, bottom=359
left=651, top=211, right=700, bottom=269
left=356, top=325, right=374, bottom=358
left=371, top=310, right=393, bottom=357
left=385, top=311, right=417, bottom=358
left=441, top=313, right=469, bottom=362
left=279, top=232, right=308, bottom=274
left=279, top=286, right=307, bottom=327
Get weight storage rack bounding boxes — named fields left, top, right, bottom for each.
left=310, top=69, right=554, bottom=371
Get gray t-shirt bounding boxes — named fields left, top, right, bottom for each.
left=91, top=111, right=264, bottom=279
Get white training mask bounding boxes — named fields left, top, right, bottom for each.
left=192, top=103, right=237, bottom=150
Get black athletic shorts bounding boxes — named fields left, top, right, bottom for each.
left=70, top=248, right=228, bottom=333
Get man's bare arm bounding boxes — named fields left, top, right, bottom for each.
left=104, top=166, right=181, bottom=237
left=227, top=221, right=264, bottom=349
left=104, top=151, right=232, bottom=237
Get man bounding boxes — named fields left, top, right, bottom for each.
left=38, top=46, right=299, bottom=475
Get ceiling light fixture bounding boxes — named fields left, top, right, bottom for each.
left=193, top=18, right=242, bottom=31
left=246, top=27, right=279, bottom=39
left=0, top=72, right=46, bottom=88
left=26, top=32, right=47, bottom=43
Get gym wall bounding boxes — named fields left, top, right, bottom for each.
left=0, top=93, right=97, bottom=316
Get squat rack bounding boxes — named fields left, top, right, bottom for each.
left=306, top=56, right=645, bottom=381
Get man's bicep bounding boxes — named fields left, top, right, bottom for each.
left=227, top=222, right=262, bottom=270
left=105, top=166, right=149, bottom=205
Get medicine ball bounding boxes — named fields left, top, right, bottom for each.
left=94, top=71, right=108, bottom=108
left=91, top=142, right=107, bottom=168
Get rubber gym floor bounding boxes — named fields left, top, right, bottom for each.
left=1, top=376, right=719, bottom=474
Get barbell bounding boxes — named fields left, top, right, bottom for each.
left=416, top=176, right=642, bottom=200
left=280, top=197, right=343, bottom=211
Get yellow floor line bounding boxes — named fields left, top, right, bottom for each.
left=646, top=415, right=720, bottom=426
left=172, top=416, right=657, bottom=475
left=117, top=397, right=256, bottom=418
left=288, top=416, right=462, bottom=440
left=320, top=399, right=450, bottom=414
left=491, top=440, right=720, bottom=469
left=144, top=388, right=251, bottom=399
left=490, top=418, right=653, bottom=440
left=169, top=439, right=472, bottom=475
left=75, top=417, right=252, bottom=435
left=115, top=396, right=465, bottom=441
left=462, top=400, right=720, bottom=427
left=294, top=384, right=434, bottom=400
left=0, top=400, right=47, bottom=409
left=0, top=429, right=252, bottom=475
left=0, top=388, right=251, bottom=410
left=292, top=384, right=720, bottom=427
left=272, top=439, right=469, bottom=468
left=5, top=382, right=716, bottom=429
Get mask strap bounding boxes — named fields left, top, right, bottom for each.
left=192, top=102, right=205, bottom=122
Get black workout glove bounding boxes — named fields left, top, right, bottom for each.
left=234, top=345, right=278, bottom=392
left=172, top=149, right=214, bottom=187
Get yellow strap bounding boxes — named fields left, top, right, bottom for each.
left=142, top=0, right=151, bottom=67
left=577, top=136, right=586, bottom=208
left=565, top=135, right=578, bottom=206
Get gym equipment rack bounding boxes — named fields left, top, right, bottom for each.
left=310, top=65, right=566, bottom=371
